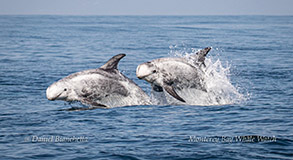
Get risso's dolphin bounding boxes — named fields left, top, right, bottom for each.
left=136, top=47, right=211, bottom=103
left=46, top=54, right=151, bottom=108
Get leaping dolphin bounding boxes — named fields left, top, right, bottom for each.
left=136, top=47, right=211, bottom=103
left=46, top=54, right=151, bottom=108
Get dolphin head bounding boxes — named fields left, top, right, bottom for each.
left=46, top=79, right=78, bottom=101
left=136, top=61, right=159, bottom=83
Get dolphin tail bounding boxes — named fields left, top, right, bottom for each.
left=100, top=54, right=126, bottom=70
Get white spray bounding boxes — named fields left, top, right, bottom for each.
left=150, top=46, right=246, bottom=106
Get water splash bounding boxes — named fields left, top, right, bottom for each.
left=151, top=46, right=246, bottom=106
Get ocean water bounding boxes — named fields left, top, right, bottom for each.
left=0, top=15, right=292, bottom=159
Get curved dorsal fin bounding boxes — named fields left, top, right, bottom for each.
left=196, top=47, right=211, bottom=63
left=100, top=54, right=126, bottom=70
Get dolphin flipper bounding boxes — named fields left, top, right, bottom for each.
left=163, top=84, right=186, bottom=103
left=81, top=98, right=108, bottom=108
left=100, top=54, right=126, bottom=70
left=59, top=106, right=106, bottom=111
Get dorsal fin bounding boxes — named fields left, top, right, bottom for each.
left=100, top=54, right=126, bottom=70
left=193, top=47, right=211, bottom=67
left=196, top=47, right=211, bottom=63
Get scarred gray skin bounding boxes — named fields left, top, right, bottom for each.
left=46, top=54, right=151, bottom=108
left=136, top=47, right=211, bottom=103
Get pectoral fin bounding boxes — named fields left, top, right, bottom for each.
left=81, top=98, right=108, bottom=108
left=163, top=84, right=186, bottom=103
left=60, top=106, right=105, bottom=111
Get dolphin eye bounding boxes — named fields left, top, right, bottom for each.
left=64, top=88, right=67, bottom=91
left=152, top=70, right=157, bottom=73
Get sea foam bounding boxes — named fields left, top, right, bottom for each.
left=150, top=46, right=246, bottom=106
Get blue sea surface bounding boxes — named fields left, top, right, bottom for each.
left=0, top=15, right=292, bottom=159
